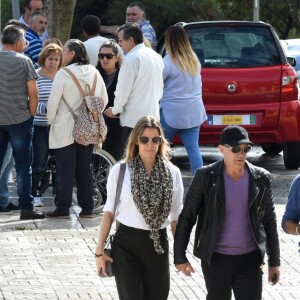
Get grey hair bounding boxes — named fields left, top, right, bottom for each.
left=1, top=25, right=25, bottom=45
left=65, top=39, right=90, bottom=65
left=28, top=10, right=46, bottom=24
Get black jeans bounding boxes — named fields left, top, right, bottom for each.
left=201, top=251, right=263, bottom=300
left=54, top=142, right=94, bottom=213
left=32, top=125, right=49, bottom=197
left=112, top=223, right=170, bottom=300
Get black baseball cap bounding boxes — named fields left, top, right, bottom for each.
left=220, top=125, right=253, bottom=146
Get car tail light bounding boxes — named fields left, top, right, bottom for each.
left=281, top=64, right=298, bottom=94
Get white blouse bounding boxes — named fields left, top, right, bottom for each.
left=104, top=162, right=184, bottom=230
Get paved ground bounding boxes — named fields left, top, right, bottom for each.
left=1, top=185, right=300, bottom=299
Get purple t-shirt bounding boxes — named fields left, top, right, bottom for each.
left=214, top=169, right=257, bottom=255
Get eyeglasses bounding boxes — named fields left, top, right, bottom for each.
left=98, top=53, right=115, bottom=60
left=138, top=136, right=162, bottom=145
left=224, top=144, right=252, bottom=154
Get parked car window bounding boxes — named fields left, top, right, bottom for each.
left=187, top=27, right=280, bottom=68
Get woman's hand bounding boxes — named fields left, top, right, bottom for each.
left=95, top=211, right=115, bottom=276
left=96, top=252, right=113, bottom=277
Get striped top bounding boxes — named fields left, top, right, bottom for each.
left=24, top=28, right=42, bottom=63
left=34, top=75, right=53, bottom=126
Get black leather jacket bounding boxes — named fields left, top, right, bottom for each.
left=174, top=159, right=280, bottom=267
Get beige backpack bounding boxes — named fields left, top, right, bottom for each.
left=62, top=68, right=107, bottom=146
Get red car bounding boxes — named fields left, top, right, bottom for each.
left=158, top=21, right=300, bottom=169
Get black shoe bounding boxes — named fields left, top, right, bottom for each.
left=20, top=209, right=45, bottom=220
left=0, top=206, right=13, bottom=214
left=46, top=209, right=70, bottom=219
left=79, top=211, right=93, bottom=218
left=6, top=202, right=20, bottom=211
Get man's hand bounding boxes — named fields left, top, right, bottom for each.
left=104, top=107, right=115, bottom=118
left=175, top=262, right=195, bottom=276
left=268, top=266, right=280, bottom=285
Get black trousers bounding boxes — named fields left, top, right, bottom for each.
left=201, top=251, right=263, bottom=300
left=54, top=142, right=94, bottom=212
left=120, top=126, right=132, bottom=158
left=112, top=223, right=170, bottom=300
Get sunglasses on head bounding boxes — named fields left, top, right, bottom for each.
left=224, top=144, right=252, bottom=154
left=138, top=136, right=162, bottom=145
left=98, top=53, right=115, bottom=60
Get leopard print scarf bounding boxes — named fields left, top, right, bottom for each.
left=129, top=155, right=173, bottom=254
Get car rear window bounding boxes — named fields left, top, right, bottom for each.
left=187, top=26, right=280, bottom=68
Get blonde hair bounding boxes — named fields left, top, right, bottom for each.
left=43, top=38, right=63, bottom=48
left=38, top=43, right=63, bottom=68
left=123, top=116, right=172, bottom=162
left=165, top=25, right=199, bottom=76
left=143, top=37, right=152, bottom=48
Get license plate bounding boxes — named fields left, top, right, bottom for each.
left=207, top=115, right=256, bottom=125
left=222, top=115, right=242, bottom=125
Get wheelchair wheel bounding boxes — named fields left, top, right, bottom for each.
left=91, top=149, right=117, bottom=213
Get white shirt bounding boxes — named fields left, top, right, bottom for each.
left=104, top=162, right=183, bottom=230
left=112, top=43, right=164, bottom=128
left=83, top=36, right=109, bottom=66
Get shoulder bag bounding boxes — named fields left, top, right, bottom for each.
left=99, top=163, right=126, bottom=278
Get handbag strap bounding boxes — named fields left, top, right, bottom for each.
left=63, top=67, right=97, bottom=96
left=103, top=163, right=125, bottom=247
left=114, top=163, right=126, bottom=213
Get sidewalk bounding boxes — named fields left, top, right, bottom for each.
left=1, top=198, right=300, bottom=299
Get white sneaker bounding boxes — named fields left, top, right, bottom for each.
left=33, top=197, right=44, bottom=207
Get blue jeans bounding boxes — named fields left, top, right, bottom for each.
left=0, top=143, right=14, bottom=208
left=32, top=125, right=49, bottom=197
left=0, top=117, right=34, bottom=210
left=160, top=110, right=203, bottom=174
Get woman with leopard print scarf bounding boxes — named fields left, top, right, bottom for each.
left=95, top=116, right=184, bottom=300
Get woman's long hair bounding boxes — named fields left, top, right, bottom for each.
left=165, top=25, right=199, bottom=76
left=123, top=116, right=172, bottom=162
left=65, top=39, right=89, bottom=66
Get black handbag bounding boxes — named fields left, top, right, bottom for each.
left=99, top=236, right=114, bottom=278
left=99, top=163, right=126, bottom=278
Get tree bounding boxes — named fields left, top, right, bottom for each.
left=0, top=0, right=11, bottom=31
left=44, top=0, right=77, bottom=44
left=70, top=0, right=108, bottom=40
left=283, top=0, right=300, bottom=37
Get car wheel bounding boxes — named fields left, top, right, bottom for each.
left=283, top=142, right=300, bottom=169
left=261, top=143, right=283, bottom=155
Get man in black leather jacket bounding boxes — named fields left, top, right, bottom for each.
left=174, top=125, right=280, bottom=300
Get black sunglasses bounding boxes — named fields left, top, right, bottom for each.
left=224, top=144, right=252, bottom=154
left=138, top=136, right=162, bottom=145
left=98, top=53, right=115, bottom=60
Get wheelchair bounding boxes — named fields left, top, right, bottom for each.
left=36, top=149, right=116, bottom=214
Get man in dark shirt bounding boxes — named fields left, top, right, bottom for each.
left=174, top=125, right=280, bottom=300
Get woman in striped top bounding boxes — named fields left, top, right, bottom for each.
left=32, top=43, right=63, bottom=207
